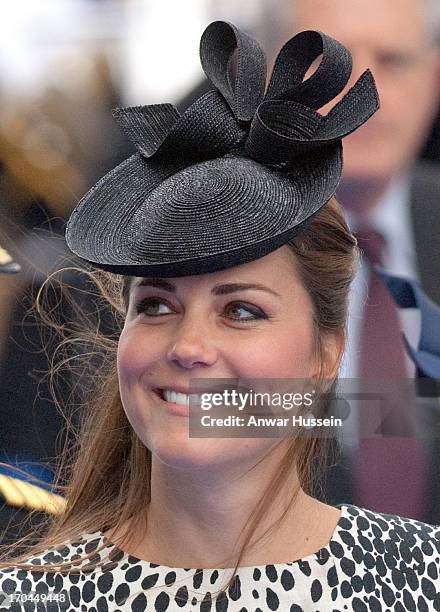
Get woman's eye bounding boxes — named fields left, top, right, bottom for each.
left=224, top=302, right=267, bottom=322
left=135, top=297, right=174, bottom=316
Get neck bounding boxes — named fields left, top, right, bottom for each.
left=107, top=446, right=341, bottom=568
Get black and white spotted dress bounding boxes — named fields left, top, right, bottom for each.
left=0, top=504, right=439, bottom=611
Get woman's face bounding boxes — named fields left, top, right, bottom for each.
left=117, top=245, right=338, bottom=471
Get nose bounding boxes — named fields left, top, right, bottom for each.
left=166, top=315, right=218, bottom=370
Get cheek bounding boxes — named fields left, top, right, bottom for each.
left=382, top=72, right=437, bottom=125
left=117, top=327, right=162, bottom=380
left=117, top=331, right=141, bottom=376
left=230, top=323, right=316, bottom=379
left=117, top=329, right=165, bottom=444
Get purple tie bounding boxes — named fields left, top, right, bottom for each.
left=352, top=228, right=428, bottom=518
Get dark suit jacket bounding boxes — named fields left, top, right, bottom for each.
left=410, top=162, right=440, bottom=525
left=410, top=161, right=440, bottom=305
left=324, top=161, right=440, bottom=525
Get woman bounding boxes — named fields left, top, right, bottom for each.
left=0, top=20, right=439, bottom=612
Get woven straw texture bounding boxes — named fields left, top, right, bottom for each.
left=65, top=21, right=379, bottom=277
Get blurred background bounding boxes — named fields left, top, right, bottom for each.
left=0, top=0, right=439, bottom=538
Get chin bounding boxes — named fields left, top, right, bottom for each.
left=148, top=436, right=261, bottom=472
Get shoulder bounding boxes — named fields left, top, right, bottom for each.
left=328, top=505, right=440, bottom=608
left=341, top=504, right=440, bottom=572
left=0, top=532, right=108, bottom=593
left=343, top=503, right=440, bottom=536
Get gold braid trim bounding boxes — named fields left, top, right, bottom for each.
left=0, top=474, right=66, bottom=515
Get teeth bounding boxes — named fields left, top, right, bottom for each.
left=170, top=391, right=186, bottom=406
left=162, top=390, right=201, bottom=406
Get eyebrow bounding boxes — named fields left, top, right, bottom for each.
left=133, top=278, right=280, bottom=297
left=134, top=278, right=176, bottom=292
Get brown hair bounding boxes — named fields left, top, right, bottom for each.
left=0, top=196, right=358, bottom=603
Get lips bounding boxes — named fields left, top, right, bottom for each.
left=152, top=388, right=190, bottom=417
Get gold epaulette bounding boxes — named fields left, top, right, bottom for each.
left=0, top=246, right=13, bottom=265
left=0, top=474, right=66, bottom=515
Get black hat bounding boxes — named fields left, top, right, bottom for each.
left=65, top=21, right=379, bottom=277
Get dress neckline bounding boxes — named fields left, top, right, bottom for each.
left=96, top=503, right=350, bottom=572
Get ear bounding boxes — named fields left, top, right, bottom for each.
left=310, top=329, right=345, bottom=380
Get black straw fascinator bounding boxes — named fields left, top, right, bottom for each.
left=65, top=21, right=379, bottom=277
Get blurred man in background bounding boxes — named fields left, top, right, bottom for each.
left=292, top=0, right=440, bottom=521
